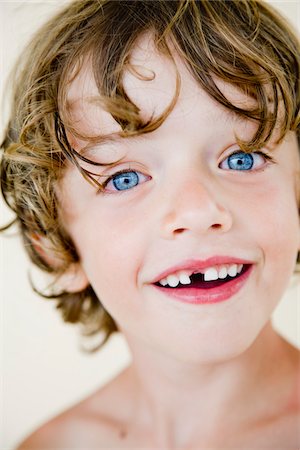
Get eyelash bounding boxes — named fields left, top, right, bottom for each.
left=98, top=150, right=275, bottom=194
left=219, top=150, right=275, bottom=172
left=100, top=169, right=150, bottom=193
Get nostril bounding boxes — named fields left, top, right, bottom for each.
left=163, top=204, right=233, bottom=238
left=173, top=223, right=223, bottom=234
left=212, top=224, right=223, bottom=229
left=174, top=228, right=186, bottom=234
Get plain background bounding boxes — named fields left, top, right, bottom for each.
left=0, top=1, right=299, bottom=449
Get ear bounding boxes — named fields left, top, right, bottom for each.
left=56, top=263, right=89, bottom=293
left=31, top=233, right=89, bottom=293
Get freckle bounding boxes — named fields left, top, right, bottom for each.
left=119, top=428, right=128, bottom=439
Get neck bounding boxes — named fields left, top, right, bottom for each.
left=122, top=323, right=295, bottom=447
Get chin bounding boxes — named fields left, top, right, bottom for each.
left=144, top=321, right=269, bottom=366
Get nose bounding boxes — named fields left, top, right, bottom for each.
left=160, top=173, right=233, bottom=240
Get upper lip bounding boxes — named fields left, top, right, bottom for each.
left=150, top=256, right=255, bottom=284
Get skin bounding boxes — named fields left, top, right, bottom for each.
left=19, top=35, right=300, bottom=449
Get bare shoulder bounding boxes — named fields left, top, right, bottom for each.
left=251, top=405, right=300, bottom=448
left=16, top=411, right=81, bottom=449
left=17, top=367, right=135, bottom=449
left=248, top=341, right=300, bottom=448
left=16, top=401, right=112, bottom=449
left=273, top=341, right=300, bottom=445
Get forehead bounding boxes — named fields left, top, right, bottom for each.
left=65, top=33, right=258, bottom=142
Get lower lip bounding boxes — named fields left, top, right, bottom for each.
left=152, top=265, right=253, bottom=305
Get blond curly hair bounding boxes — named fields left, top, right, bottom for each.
left=1, top=0, right=300, bottom=349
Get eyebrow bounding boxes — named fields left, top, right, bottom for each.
left=85, top=133, right=147, bottom=150
left=77, top=133, right=147, bottom=165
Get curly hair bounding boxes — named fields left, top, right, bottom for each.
left=1, top=0, right=300, bottom=350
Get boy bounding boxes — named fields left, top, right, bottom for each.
left=1, top=0, right=300, bottom=448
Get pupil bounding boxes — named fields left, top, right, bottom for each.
left=228, top=152, right=253, bottom=170
left=113, top=171, right=139, bottom=191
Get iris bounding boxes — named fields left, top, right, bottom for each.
left=227, top=152, right=254, bottom=170
left=112, top=171, right=139, bottom=191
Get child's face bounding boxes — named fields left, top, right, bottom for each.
left=58, top=35, right=300, bottom=363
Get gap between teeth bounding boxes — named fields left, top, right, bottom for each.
left=159, top=264, right=243, bottom=287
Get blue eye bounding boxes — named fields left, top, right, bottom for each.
left=220, top=151, right=266, bottom=171
left=104, top=170, right=149, bottom=192
left=113, top=171, right=139, bottom=190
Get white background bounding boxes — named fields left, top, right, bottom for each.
left=0, top=1, right=299, bottom=449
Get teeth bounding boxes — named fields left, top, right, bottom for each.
left=166, top=274, right=180, bottom=288
left=158, top=264, right=244, bottom=287
left=228, top=264, right=238, bottom=277
left=203, top=267, right=219, bottom=281
left=218, top=266, right=228, bottom=279
left=158, top=272, right=191, bottom=287
left=179, top=272, right=192, bottom=285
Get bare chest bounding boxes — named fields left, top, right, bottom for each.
left=215, top=413, right=300, bottom=450
left=63, top=413, right=300, bottom=449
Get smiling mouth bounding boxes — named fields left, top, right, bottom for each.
left=154, top=264, right=251, bottom=290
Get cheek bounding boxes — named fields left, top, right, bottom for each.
left=240, top=180, right=299, bottom=288
left=71, top=204, right=147, bottom=317
left=235, top=175, right=299, bottom=243
left=266, top=188, right=298, bottom=252
left=229, top=184, right=296, bottom=282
